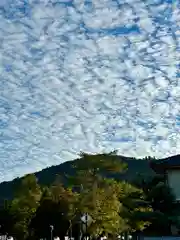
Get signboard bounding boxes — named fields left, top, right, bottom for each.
left=81, top=213, right=92, bottom=224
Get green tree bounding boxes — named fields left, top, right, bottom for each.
left=138, top=175, right=180, bottom=235
left=31, top=178, right=80, bottom=239
left=73, top=151, right=127, bottom=177
left=0, top=200, right=14, bottom=236
left=68, top=152, right=151, bottom=237
left=9, top=174, right=42, bottom=240
left=118, top=181, right=152, bottom=232
left=69, top=152, right=127, bottom=198
left=29, top=187, right=54, bottom=239
left=50, top=178, right=80, bottom=236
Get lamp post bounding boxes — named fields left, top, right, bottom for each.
left=85, top=213, right=88, bottom=240
left=69, top=220, right=72, bottom=240
left=50, top=225, right=54, bottom=240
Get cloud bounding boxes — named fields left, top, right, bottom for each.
left=0, top=0, right=179, bottom=182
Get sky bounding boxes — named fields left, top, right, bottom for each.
left=0, top=0, right=179, bottom=182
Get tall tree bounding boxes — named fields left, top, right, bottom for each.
left=137, top=175, right=180, bottom=235
left=30, top=178, right=80, bottom=239
left=50, top=178, right=80, bottom=236
left=69, top=152, right=127, bottom=193
left=9, top=174, right=42, bottom=240
left=118, top=180, right=152, bottom=232
left=68, top=152, right=152, bottom=237
left=0, top=200, right=14, bottom=236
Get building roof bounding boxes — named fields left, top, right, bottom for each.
left=150, top=155, right=180, bottom=173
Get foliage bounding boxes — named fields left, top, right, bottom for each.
left=29, top=185, right=73, bottom=239
left=67, top=153, right=153, bottom=237
left=0, top=154, right=155, bottom=201
left=0, top=152, right=178, bottom=239
left=74, top=151, right=127, bottom=175
left=137, top=175, right=180, bottom=235
left=119, top=181, right=152, bottom=231
left=76, top=180, right=128, bottom=237
left=9, top=174, right=42, bottom=240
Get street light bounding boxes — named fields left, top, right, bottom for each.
left=50, top=225, right=54, bottom=240
left=69, top=219, right=72, bottom=240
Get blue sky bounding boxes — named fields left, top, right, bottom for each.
left=0, top=0, right=179, bottom=182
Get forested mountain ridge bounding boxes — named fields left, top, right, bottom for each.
left=0, top=153, right=157, bottom=201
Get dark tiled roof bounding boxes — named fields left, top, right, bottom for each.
left=150, top=155, right=180, bottom=173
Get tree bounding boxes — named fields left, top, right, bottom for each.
left=84, top=187, right=125, bottom=237
left=69, top=152, right=127, bottom=197
left=0, top=152, right=172, bottom=239
left=29, top=187, right=54, bottom=239
left=73, top=151, right=127, bottom=176
left=30, top=178, right=80, bottom=239
left=118, top=181, right=152, bottom=232
left=137, top=175, right=180, bottom=235
left=0, top=200, right=14, bottom=236
left=50, top=178, right=80, bottom=236
left=68, top=152, right=151, bottom=237
left=9, top=174, right=42, bottom=240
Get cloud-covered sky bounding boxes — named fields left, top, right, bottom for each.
left=0, top=0, right=179, bottom=182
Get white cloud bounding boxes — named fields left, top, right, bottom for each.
left=0, top=0, right=179, bottom=182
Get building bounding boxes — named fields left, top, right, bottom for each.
left=151, top=155, right=180, bottom=201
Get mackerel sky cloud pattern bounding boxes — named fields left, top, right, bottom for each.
left=0, top=0, right=179, bottom=182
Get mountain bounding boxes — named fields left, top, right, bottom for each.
left=0, top=155, right=156, bottom=201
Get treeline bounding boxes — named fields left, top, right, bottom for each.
left=0, top=152, right=179, bottom=240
